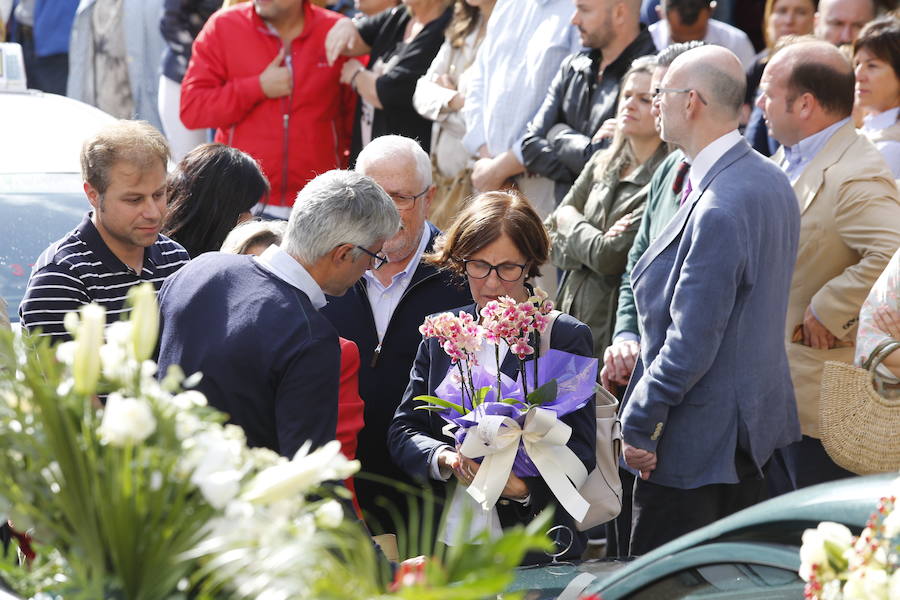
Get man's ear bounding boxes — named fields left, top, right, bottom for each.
left=84, top=182, right=100, bottom=210
left=796, top=92, right=816, bottom=120
left=332, top=243, right=354, bottom=265
left=423, top=185, right=435, bottom=217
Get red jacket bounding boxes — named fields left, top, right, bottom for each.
left=338, top=337, right=365, bottom=519
left=180, top=2, right=355, bottom=207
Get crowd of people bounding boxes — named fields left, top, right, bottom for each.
left=4, top=0, right=900, bottom=564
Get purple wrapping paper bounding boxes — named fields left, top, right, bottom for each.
left=433, top=349, right=598, bottom=477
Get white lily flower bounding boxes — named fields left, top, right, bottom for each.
left=98, top=393, right=157, bottom=446
left=128, top=284, right=159, bottom=362
left=72, top=304, right=105, bottom=396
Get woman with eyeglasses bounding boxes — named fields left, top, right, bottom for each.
left=387, top=190, right=596, bottom=564
left=545, top=56, right=670, bottom=361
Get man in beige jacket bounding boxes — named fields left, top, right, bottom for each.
left=757, top=38, right=900, bottom=488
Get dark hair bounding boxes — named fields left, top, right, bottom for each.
left=446, top=0, right=481, bottom=48
left=163, top=143, right=270, bottom=257
left=664, top=0, right=712, bottom=26
left=786, top=57, right=855, bottom=116
left=854, top=16, right=900, bottom=83
left=656, top=40, right=706, bottom=67
left=428, top=191, right=549, bottom=280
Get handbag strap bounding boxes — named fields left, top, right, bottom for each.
left=538, top=310, right=562, bottom=357
left=862, top=339, right=900, bottom=373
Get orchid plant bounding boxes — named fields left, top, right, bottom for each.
left=415, top=289, right=557, bottom=417
left=800, top=479, right=900, bottom=600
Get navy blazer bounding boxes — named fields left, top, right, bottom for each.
left=388, top=305, right=596, bottom=562
left=621, top=138, right=801, bottom=489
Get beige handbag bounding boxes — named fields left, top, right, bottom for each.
left=820, top=339, right=900, bottom=475
left=540, top=311, right=623, bottom=531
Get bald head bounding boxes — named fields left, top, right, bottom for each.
left=770, top=39, right=855, bottom=116
left=815, top=0, right=877, bottom=45
left=668, top=45, right=747, bottom=118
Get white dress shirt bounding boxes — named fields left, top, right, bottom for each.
left=363, top=225, right=430, bottom=342
left=862, top=107, right=900, bottom=179
left=687, top=129, right=743, bottom=193
left=254, top=244, right=327, bottom=309
left=462, top=0, right=581, bottom=161
left=649, top=18, right=756, bottom=71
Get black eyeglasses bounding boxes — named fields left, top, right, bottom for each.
left=389, top=186, right=430, bottom=210
left=653, top=87, right=708, bottom=106
left=355, top=245, right=388, bottom=270
left=458, top=259, right=527, bottom=282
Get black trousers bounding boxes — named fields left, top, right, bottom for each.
left=781, top=435, right=855, bottom=489
left=629, top=452, right=768, bottom=555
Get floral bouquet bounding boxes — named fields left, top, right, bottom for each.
left=0, top=284, right=555, bottom=600
left=416, top=291, right=598, bottom=525
left=800, top=479, right=900, bottom=599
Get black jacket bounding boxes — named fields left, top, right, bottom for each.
left=160, top=0, right=221, bottom=83
left=520, top=27, right=657, bottom=203
left=320, top=223, right=472, bottom=534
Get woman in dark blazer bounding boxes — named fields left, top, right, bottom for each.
left=388, top=191, right=597, bottom=564
left=324, top=0, right=453, bottom=161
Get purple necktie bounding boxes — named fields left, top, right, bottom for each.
left=680, top=177, right=693, bottom=206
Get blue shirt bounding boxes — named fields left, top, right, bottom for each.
left=781, top=118, right=851, bottom=183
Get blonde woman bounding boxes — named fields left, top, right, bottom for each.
left=411, top=0, right=495, bottom=229
left=546, top=56, right=670, bottom=360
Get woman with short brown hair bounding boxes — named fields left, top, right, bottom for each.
left=389, top=190, right=596, bottom=564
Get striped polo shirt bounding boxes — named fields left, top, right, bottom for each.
left=19, top=213, right=190, bottom=343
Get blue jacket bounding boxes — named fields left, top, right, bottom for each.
left=320, top=223, right=472, bottom=531
left=33, top=0, right=79, bottom=57
left=388, top=305, right=596, bottom=563
left=621, top=139, right=801, bottom=489
left=157, top=253, right=340, bottom=458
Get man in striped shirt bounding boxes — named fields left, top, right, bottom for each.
left=19, top=120, right=190, bottom=342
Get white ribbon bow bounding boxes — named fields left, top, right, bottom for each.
left=458, top=407, right=590, bottom=522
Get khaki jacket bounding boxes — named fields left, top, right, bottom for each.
left=776, top=122, right=900, bottom=437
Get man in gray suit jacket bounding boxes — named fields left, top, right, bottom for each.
left=621, top=45, right=801, bottom=554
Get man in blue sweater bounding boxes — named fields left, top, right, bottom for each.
left=157, top=170, right=400, bottom=458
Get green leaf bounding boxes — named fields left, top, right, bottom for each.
left=473, top=386, right=491, bottom=409
left=413, top=395, right=466, bottom=415
left=526, top=379, right=558, bottom=406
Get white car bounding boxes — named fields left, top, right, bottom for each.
left=0, top=87, right=115, bottom=323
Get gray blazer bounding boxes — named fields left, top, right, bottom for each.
left=621, top=138, right=801, bottom=489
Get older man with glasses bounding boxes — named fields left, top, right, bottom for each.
left=321, top=135, right=472, bottom=537
left=157, top=169, right=399, bottom=459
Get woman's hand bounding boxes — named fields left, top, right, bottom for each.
left=340, top=58, right=365, bottom=86
left=591, top=117, right=618, bottom=143
left=436, top=73, right=457, bottom=90
left=874, top=305, right=900, bottom=339
left=456, top=455, right=529, bottom=501
left=325, top=18, right=359, bottom=65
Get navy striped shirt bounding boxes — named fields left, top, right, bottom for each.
left=19, top=213, right=190, bottom=342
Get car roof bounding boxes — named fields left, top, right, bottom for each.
left=0, top=90, right=115, bottom=175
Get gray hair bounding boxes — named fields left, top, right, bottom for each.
left=355, top=135, right=432, bottom=189
left=220, top=219, right=287, bottom=255
left=282, top=170, right=400, bottom=264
